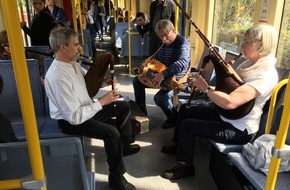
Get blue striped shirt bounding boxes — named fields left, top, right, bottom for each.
left=154, top=35, right=190, bottom=80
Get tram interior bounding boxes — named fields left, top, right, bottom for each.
left=1, top=0, right=290, bottom=190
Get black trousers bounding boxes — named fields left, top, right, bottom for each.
left=175, top=103, right=256, bottom=163
left=58, top=101, right=132, bottom=175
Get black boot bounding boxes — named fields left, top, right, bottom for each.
left=123, top=144, right=140, bottom=156
left=109, top=173, right=136, bottom=190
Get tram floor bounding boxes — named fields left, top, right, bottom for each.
left=82, top=59, right=218, bottom=189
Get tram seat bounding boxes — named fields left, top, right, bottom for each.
left=120, top=30, right=149, bottom=57
left=0, top=59, right=46, bottom=140
left=114, top=22, right=135, bottom=49
left=210, top=79, right=289, bottom=190
left=0, top=59, right=71, bottom=141
left=0, top=137, right=95, bottom=190
left=24, top=46, right=50, bottom=55
left=227, top=79, right=289, bottom=190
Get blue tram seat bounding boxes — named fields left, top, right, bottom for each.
left=0, top=59, right=70, bottom=141
left=227, top=79, right=290, bottom=190
left=210, top=78, right=289, bottom=190
left=24, top=46, right=50, bottom=55
left=120, top=30, right=150, bottom=57
left=0, top=137, right=95, bottom=190
left=114, top=22, right=135, bottom=49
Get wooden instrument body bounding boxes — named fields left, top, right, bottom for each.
left=138, top=58, right=186, bottom=91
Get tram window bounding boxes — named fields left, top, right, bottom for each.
left=211, top=0, right=256, bottom=54
left=276, top=0, right=290, bottom=69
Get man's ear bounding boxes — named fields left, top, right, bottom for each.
left=59, top=43, right=66, bottom=52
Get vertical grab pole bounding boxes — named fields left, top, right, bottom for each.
left=127, top=0, right=132, bottom=75
left=0, top=0, right=46, bottom=189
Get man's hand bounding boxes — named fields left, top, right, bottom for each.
left=152, top=72, right=164, bottom=86
left=98, top=89, right=120, bottom=106
left=132, top=67, right=141, bottom=75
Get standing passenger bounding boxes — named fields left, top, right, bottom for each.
left=149, top=0, right=175, bottom=55
left=45, top=27, right=140, bottom=190
left=45, top=0, right=69, bottom=25
left=21, top=0, right=55, bottom=46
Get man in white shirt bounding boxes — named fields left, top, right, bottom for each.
left=45, top=27, right=139, bottom=190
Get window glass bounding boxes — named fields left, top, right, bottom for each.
left=277, top=0, right=290, bottom=68
left=211, top=0, right=256, bottom=53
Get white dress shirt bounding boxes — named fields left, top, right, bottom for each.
left=44, top=59, right=102, bottom=125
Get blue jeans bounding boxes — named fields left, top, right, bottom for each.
left=133, top=76, right=177, bottom=121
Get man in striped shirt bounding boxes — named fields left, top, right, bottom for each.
left=133, top=19, right=190, bottom=129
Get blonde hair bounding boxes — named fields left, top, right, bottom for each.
left=244, top=24, right=278, bottom=56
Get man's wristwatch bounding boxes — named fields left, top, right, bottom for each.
left=204, top=86, right=211, bottom=94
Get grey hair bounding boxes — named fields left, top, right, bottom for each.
left=244, top=24, right=278, bottom=56
left=49, top=27, right=78, bottom=53
left=155, top=19, right=174, bottom=35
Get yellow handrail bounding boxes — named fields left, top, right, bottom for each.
left=265, top=76, right=290, bottom=190
left=265, top=79, right=288, bottom=134
left=0, top=0, right=46, bottom=189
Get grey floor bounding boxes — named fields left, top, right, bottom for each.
left=83, top=62, right=218, bottom=190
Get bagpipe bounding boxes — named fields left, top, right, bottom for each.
left=172, top=0, right=255, bottom=120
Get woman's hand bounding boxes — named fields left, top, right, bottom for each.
left=188, top=72, right=209, bottom=93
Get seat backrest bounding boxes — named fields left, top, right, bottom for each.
left=0, top=137, right=92, bottom=190
left=0, top=60, right=46, bottom=140
left=120, top=30, right=150, bottom=57
left=24, top=46, right=50, bottom=55
left=254, top=79, right=288, bottom=141
left=196, top=45, right=222, bottom=84
left=224, top=50, right=246, bottom=70
left=115, top=22, right=135, bottom=48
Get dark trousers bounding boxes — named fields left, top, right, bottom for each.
left=58, top=101, right=132, bottom=175
left=133, top=76, right=177, bottom=121
left=176, top=103, right=256, bottom=163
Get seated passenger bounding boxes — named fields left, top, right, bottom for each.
left=0, top=30, right=46, bottom=78
left=132, top=19, right=190, bottom=128
left=45, top=27, right=139, bottom=190
left=161, top=24, right=279, bottom=180
left=135, top=12, right=150, bottom=38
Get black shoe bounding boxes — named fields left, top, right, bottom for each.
left=123, top=144, right=140, bottom=156
left=161, top=163, right=195, bottom=180
left=161, top=144, right=177, bottom=155
left=109, top=174, right=136, bottom=190
left=161, top=120, right=175, bottom=129
left=129, top=134, right=136, bottom=144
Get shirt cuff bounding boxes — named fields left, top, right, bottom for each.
left=92, top=99, right=103, bottom=112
